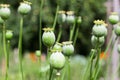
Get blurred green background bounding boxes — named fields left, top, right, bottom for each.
left=0, top=0, right=106, bottom=55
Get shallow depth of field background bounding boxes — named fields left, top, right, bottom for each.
left=0, top=0, right=119, bottom=80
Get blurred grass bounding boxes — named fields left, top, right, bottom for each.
left=0, top=53, right=87, bottom=80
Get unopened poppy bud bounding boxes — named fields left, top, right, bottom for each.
left=114, top=24, right=120, bottom=36
left=66, top=11, right=75, bottom=24
left=91, top=35, right=105, bottom=47
left=5, top=30, right=13, bottom=40
left=53, top=42, right=62, bottom=51
left=57, top=11, right=66, bottom=24
left=35, top=50, right=41, bottom=57
left=108, top=12, right=119, bottom=25
left=77, top=16, right=82, bottom=24
left=62, top=41, right=74, bottom=56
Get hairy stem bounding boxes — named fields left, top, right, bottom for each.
left=53, top=5, right=59, bottom=30
left=73, top=24, right=79, bottom=46
left=3, top=22, right=8, bottom=80
left=49, top=66, right=53, bottom=80
left=69, top=21, right=76, bottom=41
left=39, top=0, right=44, bottom=53
left=82, top=49, right=95, bottom=80
left=18, top=16, right=24, bottom=80
left=67, top=58, right=71, bottom=80
left=56, top=25, right=62, bottom=42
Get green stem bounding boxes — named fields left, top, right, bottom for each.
left=56, top=25, right=62, bottom=42
left=18, top=16, right=24, bottom=80
left=53, top=5, right=59, bottom=30
left=91, top=36, right=101, bottom=80
left=69, top=21, right=76, bottom=41
left=3, top=22, right=8, bottom=80
left=39, top=0, right=44, bottom=79
left=61, top=57, right=69, bottom=80
left=47, top=47, right=51, bottom=61
left=7, top=40, right=10, bottom=68
left=93, top=31, right=117, bottom=80
left=61, top=65, right=66, bottom=80
left=90, top=59, right=93, bottom=80
left=56, top=75, right=60, bottom=80
left=92, top=48, right=101, bottom=80
left=82, top=49, right=95, bottom=80
left=95, top=48, right=100, bottom=67
left=5, top=40, right=10, bottom=80
left=93, top=61, right=101, bottom=80
left=49, top=66, right=53, bottom=80
left=73, top=24, right=79, bottom=46
left=47, top=47, right=53, bottom=80
left=67, top=57, right=71, bottom=80
left=39, top=0, right=44, bottom=53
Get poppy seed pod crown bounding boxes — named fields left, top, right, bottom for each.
left=42, top=28, right=56, bottom=47
left=92, top=20, right=107, bottom=37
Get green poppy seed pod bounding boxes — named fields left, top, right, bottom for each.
left=18, top=1, right=31, bottom=15
left=57, top=11, right=66, bottom=24
left=42, top=28, right=56, bottom=47
left=50, top=51, right=65, bottom=70
left=91, top=35, right=105, bottom=47
left=77, top=16, right=82, bottom=24
left=0, top=17, right=4, bottom=24
left=108, top=12, right=119, bottom=25
left=117, top=44, right=120, bottom=53
left=62, top=41, right=74, bottom=56
left=35, top=50, right=41, bottom=57
left=92, top=20, right=107, bottom=37
left=53, top=42, right=62, bottom=51
left=114, top=25, right=120, bottom=36
left=0, top=4, right=11, bottom=20
left=66, top=11, right=75, bottom=24
left=5, top=30, right=13, bottom=40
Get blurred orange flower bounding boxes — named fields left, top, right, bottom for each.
left=29, top=52, right=37, bottom=62
left=100, top=52, right=108, bottom=60
left=29, top=52, right=46, bottom=62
